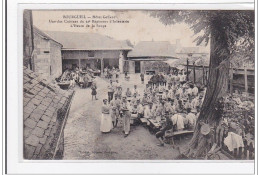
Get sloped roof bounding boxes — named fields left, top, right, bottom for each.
left=177, top=47, right=199, bottom=53
left=33, top=26, right=63, bottom=46
left=43, top=31, right=132, bottom=51
left=23, top=67, right=73, bottom=159
left=168, top=56, right=209, bottom=67
left=127, top=41, right=178, bottom=58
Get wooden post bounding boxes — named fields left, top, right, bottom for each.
left=193, top=62, right=196, bottom=83
left=230, top=65, right=233, bottom=94
left=186, top=58, right=189, bottom=81
left=244, top=66, right=248, bottom=94
left=202, top=66, right=205, bottom=85
left=78, top=59, right=81, bottom=69
left=101, top=58, right=104, bottom=76
left=205, top=69, right=208, bottom=86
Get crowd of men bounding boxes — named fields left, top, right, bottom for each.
left=58, top=68, right=94, bottom=89
left=101, top=72, right=207, bottom=146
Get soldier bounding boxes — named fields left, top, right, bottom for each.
left=107, top=80, right=114, bottom=103
left=121, top=96, right=131, bottom=137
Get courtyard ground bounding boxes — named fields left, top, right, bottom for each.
left=63, top=74, right=188, bottom=160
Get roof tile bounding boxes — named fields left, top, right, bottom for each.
left=26, top=101, right=38, bottom=110
left=44, top=109, right=54, bottom=117
left=24, top=126, right=32, bottom=138
left=39, top=135, right=48, bottom=145
left=37, top=104, right=48, bottom=111
left=37, top=120, right=49, bottom=130
left=31, top=127, right=45, bottom=138
left=30, top=113, right=42, bottom=122
left=25, top=135, right=39, bottom=147
left=41, top=115, right=51, bottom=123
left=23, top=111, right=31, bottom=120
left=34, top=144, right=43, bottom=156
left=24, top=106, right=35, bottom=114
left=33, top=108, right=45, bottom=116
left=31, top=98, right=42, bottom=106
left=24, top=118, right=37, bottom=129
left=24, top=144, right=36, bottom=159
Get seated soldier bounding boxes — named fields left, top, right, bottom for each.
left=184, top=97, right=192, bottom=110
left=131, top=93, right=138, bottom=106
left=186, top=108, right=197, bottom=129
left=192, top=84, right=199, bottom=96
left=144, top=84, right=150, bottom=94
left=165, top=101, right=174, bottom=115
left=162, top=90, right=168, bottom=100
left=191, top=96, right=199, bottom=111
left=171, top=112, right=185, bottom=131
left=136, top=99, right=144, bottom=118
left=144, top=103, right=153, bottom=119
left=186, top=85, right=193, bottom=97
left=132, top=85, right=139, bottom=97
left=125, top=87, right=132, bottom=97
left=131, top=104, right=138, bottom=124
left=155, top=114, right=173, bottom=147
left=141, top=93, right=150, bottom=108
left=114, top=86, right=122, bottom=100
left=153, top=85, right=159, bottom=93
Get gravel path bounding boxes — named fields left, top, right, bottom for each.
left=63, top=74, right=181, bottom=160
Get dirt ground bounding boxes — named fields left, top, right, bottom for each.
left=63, top=74, right=188, bottom=160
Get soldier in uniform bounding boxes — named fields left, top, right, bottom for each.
left=121, top=96, right=131, bottom=137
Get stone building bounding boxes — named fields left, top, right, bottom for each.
left=32, top=27, right=63, bottom=81
left=44, top=31, right=132, bottom=74
left=23, top=67, right=73, bottom=159
left=23, top=10, right=34, bottom=69
left=127, top=41, right=178, bottom=74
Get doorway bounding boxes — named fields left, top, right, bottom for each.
left=135, top=61, right=141, bottom=73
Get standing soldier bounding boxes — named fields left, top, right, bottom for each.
left=140, top=73, right=145, bottom=84
left=91, top=82, right=97, bottom=100
left=121, top=96, right=131, bottom=137
left=110, top=95, right=119, bottom=127
left=107, top=80, right=114, bottom=103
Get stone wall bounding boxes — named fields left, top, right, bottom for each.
left=33, top=33, right=50, bottom=80
left=50, top=41, right=62, bottom=79
left=23, top=10, right=34, bottom=68
left=33, top=30, right=62, bottom=81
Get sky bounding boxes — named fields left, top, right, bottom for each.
left=32, top=10, right=210, bottom=52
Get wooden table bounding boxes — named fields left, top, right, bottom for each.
left=147, top=118, right=162, bottom=133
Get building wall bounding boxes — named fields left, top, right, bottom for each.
left=33, top=33, right=62, bottom=81
left=33, top=33, right=51, bottom=80
left=50, top=41, right=62, bottom=79
left=62, top=50, right=121, bottom=60
left=23, top=10, right=34, bottom=68
left=128, top=60, right=135, bottom=74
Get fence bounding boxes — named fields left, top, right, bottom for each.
left=212, top=124, right=254, bottom=160
left=183, top=61, right=255, bottom=95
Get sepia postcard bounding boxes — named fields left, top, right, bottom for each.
left=22, top=9, right=255, bottom=162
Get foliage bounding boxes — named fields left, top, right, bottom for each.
left=149, top=10, right=254, bottom=63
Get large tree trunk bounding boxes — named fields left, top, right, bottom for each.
left=183, top=20, right=230, bottom=158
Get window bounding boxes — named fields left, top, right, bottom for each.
left=44, top=51, right=50, bottom=54
left=88, top=51, right=94, bottom=57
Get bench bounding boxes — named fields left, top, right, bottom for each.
left=164, top=129, right=194, bottom=146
